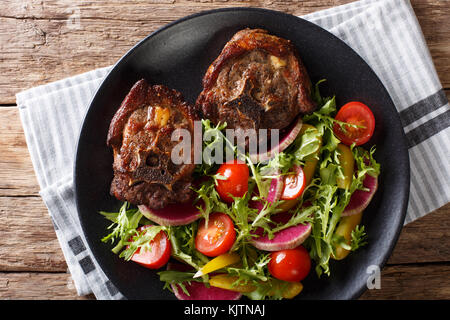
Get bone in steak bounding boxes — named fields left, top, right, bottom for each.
left=107, top=79, right=196, bottom=209
left=196, top=28, right=317, bottom=133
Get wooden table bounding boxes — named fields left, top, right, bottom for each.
left=0, top=0, right=449, bottom=300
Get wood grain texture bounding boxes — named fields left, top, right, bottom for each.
left=360, top=263, right=450, bottom=300
left=0, top=0, right=449, bottom=104
left=388, top=204, right=450, bottom=265
left=0, top=108, right=39, bottom=196
left=0, top=196, right=67, bottom=272
left=0, top=272, right=94, bottom=300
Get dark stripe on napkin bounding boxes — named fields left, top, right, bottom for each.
left=406, top=109, right=450, bottom=148
left=399, top=89, right=448, bottom=127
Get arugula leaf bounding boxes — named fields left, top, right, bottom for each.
left=312, top=79, right=327, bottom=106
left=158, top=270, right=200, bottom=284
left=292, top=127, right=322, bottom=162
left=269, top=205, right=315, bottom=236
left=119, top=225, right=167, bottom=261
left=258, top=151, right=294, bottom=177
left=351, top=225, right=368, bottom=251
left=158, top=270, right=205, bottom=296
left=99, top=202, right=143, bottom=254
left=226, top=252, right=271, bottom=285
left=194, top=119, right=238, bottom=177
left=227, top=187, right=259, bottom=251
left=167, top=225, right=209, bottom=270
left=258, top=126, right=322, bottom=177
left=192, top=177, right=229, bottom=227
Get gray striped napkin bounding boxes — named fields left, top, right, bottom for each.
left=16, top=0, right=450, bottom=299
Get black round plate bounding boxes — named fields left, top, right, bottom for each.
left=74, top=7, right=409, bottom=300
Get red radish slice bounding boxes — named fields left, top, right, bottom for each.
left=138, top=202, right=202, bottom=226
left=249, top=117, right=303, bottom=164
left=342, top=173, right=378, bottom=217
left=167, top=263, right=242, bottom=300
left=250, top=211, right=312, bottom=251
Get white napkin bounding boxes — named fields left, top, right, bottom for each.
left=15, top=0, right=450, bottom=299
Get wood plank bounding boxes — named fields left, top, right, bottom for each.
left=0, top=196, right=67, bottom=272
left=360, top=263, right=450, bottom=300
left=1, top=263, right=449, bottom=299
left=2, top=0, right=443, bottom=22
left=0, top=0, right=448, bottom=104
left=388, top=204, right=450, bottom=265
left=0, top=107, right=39, bottom=196
left=0, top=272, right=94, bottom=299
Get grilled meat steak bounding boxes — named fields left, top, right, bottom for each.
left=196, top=28, right=316, bottom=133
left=107, top=79, right=196, bottom=209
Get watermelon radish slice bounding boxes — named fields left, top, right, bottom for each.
left=167, top=263, right=242, bottom=300
left=342, top=173, right=378, bottom=217
left=249, top=116, right=302, bottom=164
left=172, top=279, right=242, bottom=300
left=248, top=177, right=284, bottom=221
left=138, top=202, right=202, bottom=226
left=249, top=170, right=284, bottom=212
left=266, top=174, right=284, bottom=204
left=250, top=211, right=312, bottom=251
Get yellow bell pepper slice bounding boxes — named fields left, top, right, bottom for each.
left=278, top=124, right=322, bottom=212
left=209, top=274, right=257, bottom=293
left=332, top=212, right=363, bottom=260
left=208, top=275, right=303, bottom=299
left=301, top=124, right=322, bottom=186
left=336, top=143, right=355, bottom=189
left=269, top=281, right=303, bottom=299
left=193, top=252, right=240, bottom=278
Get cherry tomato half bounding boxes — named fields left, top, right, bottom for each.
left=195, top=212, right=236, bottom=257
left=215, top=160, right=249, bottom=203
left=130, top=226, right=171, bottom=269
left=268, top=246, right=311, bottom=282
left=280, top=165, right=306, bottom=200
left=333, top=101, right=375, bottom=146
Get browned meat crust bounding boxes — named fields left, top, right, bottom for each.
left=196, top=28, right=316, bottom=132
left=107, top=79, right=196, bottom=209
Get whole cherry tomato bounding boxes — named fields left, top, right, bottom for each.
left=268, top=245, right=311, bottom=282
left=215, top=160, right=249, bottom=203
left=333, top=101, right=375, bottom=146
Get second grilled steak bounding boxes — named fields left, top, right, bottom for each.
left=107, top=79, right=196, bottom=209
left=196, top=28, right=316, bottom=132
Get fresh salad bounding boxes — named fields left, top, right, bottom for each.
left=100, top=81, right=380, bottom=300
